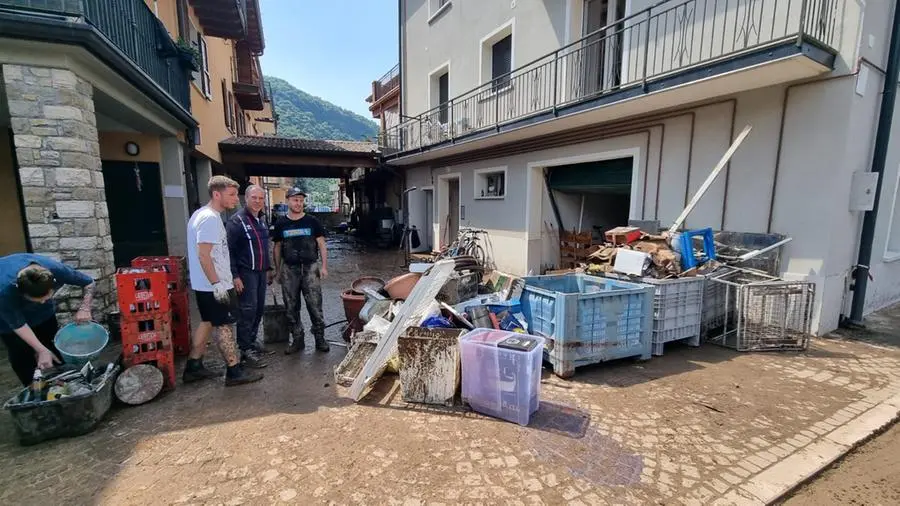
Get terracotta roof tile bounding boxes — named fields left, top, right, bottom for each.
left=219, top=136, right=378, bottom=154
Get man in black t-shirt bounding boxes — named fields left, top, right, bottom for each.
left=272, top=187, right=330, bottom=353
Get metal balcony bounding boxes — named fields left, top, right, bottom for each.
left=382, top=0, right=845, bottom=158
left=372, top=64, right=400, bottom=104
left=0, top=0, right=192, bottom=116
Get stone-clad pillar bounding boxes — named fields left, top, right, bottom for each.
left=2, top=64, right=116, bottom=322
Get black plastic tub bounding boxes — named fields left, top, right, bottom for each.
left=3, top=365, right=119, bottom=446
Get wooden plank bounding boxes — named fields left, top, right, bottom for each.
left=668, top=124, right=752, bottom=234
left=349, top=260, right=456, bottom=401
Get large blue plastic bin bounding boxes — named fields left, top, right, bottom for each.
left=520, top=274, right=654, bottom=378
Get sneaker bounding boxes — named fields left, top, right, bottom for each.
left=183, top=360, right=219, bottom=383
left=225, top=365, right=264, bottom=387
left=254, top=343, right=276, bottom=356
left=241, top=349, right=268, bottom=369
left=284, top=338, right=305, bottom=355
left=314, top=338, right=330, bottom=353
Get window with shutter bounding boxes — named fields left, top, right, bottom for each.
left=199, top=38, right=211, bottom=98
left=491, top=35, right=512, bottom=90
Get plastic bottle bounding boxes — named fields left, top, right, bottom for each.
left=29, top=369, right=45, bottom=402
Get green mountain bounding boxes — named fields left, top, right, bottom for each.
left=266, top=75, right=378, bottom=141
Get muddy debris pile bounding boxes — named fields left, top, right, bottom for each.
left=334, top=259, right=542, bottom=425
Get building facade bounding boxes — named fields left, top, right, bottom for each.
left=0, top=0, right=273, bottom=321
left=385, top=0, right=900, bottom=334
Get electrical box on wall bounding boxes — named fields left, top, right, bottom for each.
left=849, top=171, right=879, bottom=211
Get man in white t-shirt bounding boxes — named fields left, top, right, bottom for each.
left=184, top=175, right=263, bottom=387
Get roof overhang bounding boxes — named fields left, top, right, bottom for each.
left=189, top=0, right=247, bottom=40
left=219, top=136, right=380, bottom=180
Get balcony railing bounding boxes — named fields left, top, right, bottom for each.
left=373, top=63, right=400, bottom=103
left=0, top=0, right=191, bottom=112
left=382, top=0, right=844, bottom=154
left=85, top=0, right=191, bottom=110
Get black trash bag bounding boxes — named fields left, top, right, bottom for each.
left=410, top=229, right=421, bottom=249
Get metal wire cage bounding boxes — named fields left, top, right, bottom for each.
left=706, top=269, right=815, bottom=351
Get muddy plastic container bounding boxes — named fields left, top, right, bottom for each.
left=3, top=365, right=119, bottom=446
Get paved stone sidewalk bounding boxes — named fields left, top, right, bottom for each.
left=1, top=239, right=898, bottom=505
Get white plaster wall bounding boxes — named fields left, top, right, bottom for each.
left=402, top=0, right=569, bottom=117
left=852, top=0, right=900, bottom=316
left=416, top=76, right=897, bottom=333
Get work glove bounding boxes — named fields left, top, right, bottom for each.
left=212, top=282, right=230, bottom=304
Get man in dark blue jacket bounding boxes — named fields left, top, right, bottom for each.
left=0, top=254, right=95, bottom=385
left=226, top=185, right=275, bottom=368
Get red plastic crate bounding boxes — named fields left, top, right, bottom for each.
left=122, top=348, right=176, bottom=391
left=116, top=268, right=170, bottom=317
left=170, top=291, right=189, bottom=315
left=121, top=315, right=171, bottom=349
left=132, top=256, right=187, bottom=293
left=171, top=319, right=190, bottom=356
left=169, top=291, right=190, bottom=353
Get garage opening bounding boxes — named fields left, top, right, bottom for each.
left=548, top=156, right=633, bottom=244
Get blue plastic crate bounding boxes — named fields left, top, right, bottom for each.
left=520, top=274, right=654, bottom=378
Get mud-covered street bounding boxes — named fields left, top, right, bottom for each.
left=0, top=237, right=899, bottom=505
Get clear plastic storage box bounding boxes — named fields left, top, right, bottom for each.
left=460, top=329, right=544, bottom=426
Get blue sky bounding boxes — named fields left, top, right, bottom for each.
left=259, top=0, right=399, bottom=119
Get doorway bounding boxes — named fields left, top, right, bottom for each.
left=548, top=157, right=634, bottom=244
left=102, top=161, right=169, bottom=267
left=581, top=0, right=626, bottom=96
left=437, top=174, right=461, bottom=249
left=424, top=188, right=434, bottom=251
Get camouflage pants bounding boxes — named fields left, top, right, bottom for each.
left=281, top=263, right=325, bottom=342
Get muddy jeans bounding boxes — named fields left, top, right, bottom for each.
left=281, top=263, right=325, bottom=343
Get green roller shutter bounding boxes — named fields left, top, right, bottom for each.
left=548, top=158, right=633, bottom=193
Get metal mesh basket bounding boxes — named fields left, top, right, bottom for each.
left=706, top=269, right=815, bottom=352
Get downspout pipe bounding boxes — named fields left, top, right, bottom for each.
left=847, top=2, right=900, bottom=325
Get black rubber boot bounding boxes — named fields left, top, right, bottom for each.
left=314, top=337, right=330, bottom=353
left=284, top=337, right=305, bottom=355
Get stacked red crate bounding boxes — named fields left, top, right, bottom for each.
left=132, top=256, right=190, bottom=356
left=115, top=268, right=176, bottom=390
